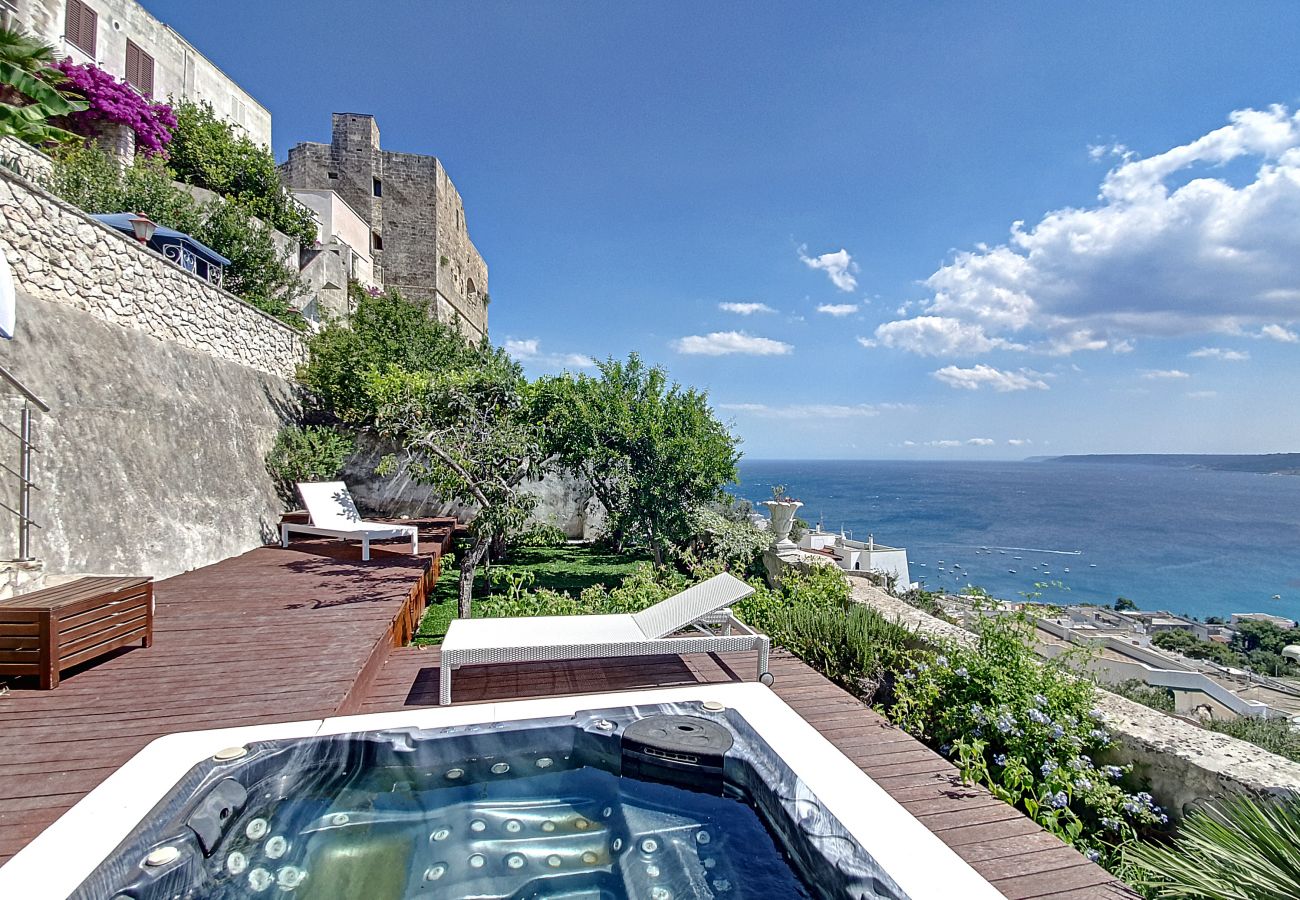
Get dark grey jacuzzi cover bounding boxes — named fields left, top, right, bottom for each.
left=71, top=700, right=909, bottom=900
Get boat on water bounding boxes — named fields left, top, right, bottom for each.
left=1089, top=564, right=1098, bottom=568
left=1008, top=569, right=1017, bottom=574
left=1013, top=556, right=1023, bottom=560
left=1064, top=568, right=1070, bottom=573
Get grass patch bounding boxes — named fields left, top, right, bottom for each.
left=414, top=545, right=649, bottom=644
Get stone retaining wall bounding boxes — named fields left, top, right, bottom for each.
left=0, top=165, right=302, bottom=580
left=0, top=137, right=54, bottom=184
left=0, top=165, right=306, bottom=379
left=849, top=581, right=1300, bottom=817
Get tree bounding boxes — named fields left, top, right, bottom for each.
left=1231, top=619, right=1296, bottom=656
left=1114, top=596, right=1138, bottom=611
left=535, top=354, right=740, bottom=565
left=368, top=349, right=552, bottom=617
left=0, top=26, right=85, bottom=146
left=298, top=285, right=482, bottom=426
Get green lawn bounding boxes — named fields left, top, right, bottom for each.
left=414, top=545, right=649, bottom=644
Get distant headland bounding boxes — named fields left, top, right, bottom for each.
left=1031, top=453, right=1300, bottom=476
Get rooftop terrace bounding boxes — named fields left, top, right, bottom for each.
left=0, top=543, right=1135, bottom=898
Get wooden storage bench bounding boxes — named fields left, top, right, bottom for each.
left=0, top=576, right=153, bottom=689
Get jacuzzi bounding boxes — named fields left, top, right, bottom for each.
left=0, top=684, right=1005, bottom=899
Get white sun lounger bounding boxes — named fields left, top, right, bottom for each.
left=280, top=481, right=419, bottom=561
left=439, top=572, right=771, bottom=704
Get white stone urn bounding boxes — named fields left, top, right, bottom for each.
left=763, top=500, right=803, bottom=551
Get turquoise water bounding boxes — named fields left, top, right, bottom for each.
left=736, top=459, right=1300, bottom=621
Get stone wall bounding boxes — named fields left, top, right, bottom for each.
left=849, top=582, right=1300, bottom=817
left=0, top=137, right=54, bottom=184
left=0, top=293, right=295, bottom=579
left=0, top=167, right=306, bottom=379
left=281, top=113, right=489, bottom=342
left=341, top=436, right=605, bottom=538
left=0, top=168, right=301, bottom=580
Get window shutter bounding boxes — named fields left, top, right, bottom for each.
left=125, top=40, right=154, bottom=97
left=65, top=0, right=97, bottom=56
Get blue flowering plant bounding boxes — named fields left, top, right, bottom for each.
left=888, top=613, right=1165, bottom=868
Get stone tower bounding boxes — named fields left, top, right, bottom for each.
left=280, top=113, right=489, bottom=340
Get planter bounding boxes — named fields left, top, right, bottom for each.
left=763, top=500, right=803, bottom=550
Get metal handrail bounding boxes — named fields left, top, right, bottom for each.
left=0, top=363, right=48, bottom=413
left=0, top=363, right=46, bottom=560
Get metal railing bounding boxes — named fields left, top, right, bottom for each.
left=0, top=363, right=46, bottom=560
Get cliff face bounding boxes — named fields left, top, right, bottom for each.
left=341, top=436, right=606, bottom=539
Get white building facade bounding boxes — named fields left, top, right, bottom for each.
left=292, top=189, right=376, bottom=289
left=5, top=0, right=271, bottom=146
left=798, top=528, right=916, bottom=591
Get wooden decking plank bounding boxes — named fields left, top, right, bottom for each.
left=0, top=540, right=432, bottom=865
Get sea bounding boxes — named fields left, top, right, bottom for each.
left=734, top=459, right=1300, bottom=622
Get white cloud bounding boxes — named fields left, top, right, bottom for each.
left=1186, top=390, right=1219, bottom=398
left=1140, top=368, right=1191, bottom=379
left=718, top=402, right=883, bottom=419
left=931, top=364, right=1050, bottom=392
left=967, top=438, right=995, bottom=446
left=504, top=338, right=596, bottom=370
left=872, top=106, right=1300, bottom=355
left=816, top=303, right=859, bottom=317
left=672, top=331, right=793, bottom=356
left=798, top=245, right=859, bottom=292
left=871, top=316, right=1026, bottom=356
left=926, top=439, right=962, bottom=448
left=1189, top=347, right=1250, bottom=360
left=1260, top=324, right=1299, bottom=343
left=719, top=301, right=775, bottom=315
left=1007, top=438, right=1033, bottom=446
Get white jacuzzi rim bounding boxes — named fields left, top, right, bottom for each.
left=0, top=683, right=1006, bottom=900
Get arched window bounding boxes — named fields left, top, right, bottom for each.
left=466, top=277, right=477, bottom=298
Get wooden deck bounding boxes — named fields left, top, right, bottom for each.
left=359, top=646, right=1137, bottom=900
left=0, top=540, right=435, bottom=865
left=0, top=544, right=1136, bottom=899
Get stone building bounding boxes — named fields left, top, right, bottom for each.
left=280, top=114, right=489, bottom=341
left=4, top=0, right=271, bottom=146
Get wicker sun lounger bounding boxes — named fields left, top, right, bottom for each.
left=280, top=481, right=419, bottom=561
left=438, top=572, right=772, bottom=704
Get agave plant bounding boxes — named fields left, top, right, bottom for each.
left=1125, top=792, right=1300, bottom=900
left=0, top=26, right=86, bottom=145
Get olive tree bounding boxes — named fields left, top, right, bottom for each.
left=368, top=349, right=552, bottom=617
left=536, top=354, right=739, bottom=565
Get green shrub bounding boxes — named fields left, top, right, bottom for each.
left=1207, top=716, right=1300, bottom=763
left=1125, top=792, right=1300, bottom=900
left=889, top=614, right=1166, bottom=867
left=194, top=199, right=306, bottom=321
left=898, top=587, right=952, bottom=620
left=771, top=603, right=912, bottom=698
left=167, top=100, right=316, bottom=248
left=1109, top=679, right=1176, bottom=713
left=49, top=144, right=203, bottom=232
left=734, top=562, right=849, bottom=637
left=512, top=523, right=568, bottom=548
left=265, top=425, right=356, bottom=504
left=299, top=284, right=481, bottom=425
left=685, top=504, right=769, bottom=572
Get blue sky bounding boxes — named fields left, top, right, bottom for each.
left=146, top=1, right=1300, bottom=459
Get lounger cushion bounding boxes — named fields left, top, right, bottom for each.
left=441, top=614, right=646, bottom=651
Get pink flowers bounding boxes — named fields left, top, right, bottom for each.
left=54, top=60, right=176, bottom=156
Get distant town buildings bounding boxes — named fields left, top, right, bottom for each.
left=5, top=0, right=271, bottom=146
left=281, top=114, right=490, bottom=341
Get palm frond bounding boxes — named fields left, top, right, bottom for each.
left=1126, top=792, right=1300, bottom=900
